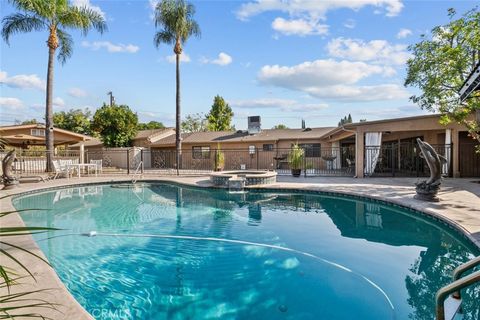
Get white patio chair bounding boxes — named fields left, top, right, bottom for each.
left=52, top=160, right=69, bottom=180
left=90, top=159, right=103, bottom=173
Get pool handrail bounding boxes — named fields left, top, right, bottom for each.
left=132, top=161, right=144, bottom=184
left=435, top=255, right=480, bottom=320
left=452, top=255, right=480, bottom=299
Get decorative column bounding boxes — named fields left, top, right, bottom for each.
left=80, top=141, right=85, bottom=164
left=355, top=130, right=365, bottom=178
left=444, top=129, right=452, bottom=176
left=451, top=129, right=460, bottom=178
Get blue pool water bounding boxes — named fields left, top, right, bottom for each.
left=13, top=183, right=480, bottom=320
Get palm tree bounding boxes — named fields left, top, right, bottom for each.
left=2, top=0, right=107, bottom=172
left=153, top=0, right=200, bottom=175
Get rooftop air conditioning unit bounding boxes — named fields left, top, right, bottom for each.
left=248, top=116, right=261, bottom=135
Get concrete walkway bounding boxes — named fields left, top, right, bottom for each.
left=1, top=175, right=479, bottom=319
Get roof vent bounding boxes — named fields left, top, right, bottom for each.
left=303, top=127, right=312, bottom=132
left=248, top=116, right=261, bottom=135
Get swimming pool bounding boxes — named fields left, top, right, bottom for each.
left=13, top=183, right=480, bottom=320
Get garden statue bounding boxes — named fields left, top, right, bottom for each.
left=2, top=150, right=18, bottom=190
left=414, top=138, right=446, bottom=202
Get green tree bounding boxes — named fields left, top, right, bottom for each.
left=206, top=95, right=234, bottom=131
left=154, top=0, right=200, bottom=174
left=22, top=119, right=38, bottom=125
left=405, top=7, right=480, bottom=146
left=338, top=114, right=353, bottom=126
left=91, top=103, right=138, bottom=147
left=53, top=108, right=92, bottom=135
left=272, top=124, right=288, bottom=129
left=182, top=113, right=208, bottom=132
left=137, top=121, right=165, bottom=130
left=2, top=0, right=107, bottom=171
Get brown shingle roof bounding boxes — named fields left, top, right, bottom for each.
left=133, top=128, right=174, bottom=141
left=150, top=127, right=335, bottom=146
left=0, top=124, right=93, bottom=140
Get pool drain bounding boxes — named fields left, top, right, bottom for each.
left=278, top=305, right=288, bottom=313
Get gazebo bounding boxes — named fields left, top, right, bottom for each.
left=0, top=123, right=93, bottom=163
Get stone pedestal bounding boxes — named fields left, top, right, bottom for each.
left=2, top=180, right=19, bottom=190
left=414, top=181, right=440, bottom=202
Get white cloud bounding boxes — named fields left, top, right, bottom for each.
left=259, top=59, right=392, bottom=88
left=0, top=70, right=45, bottom=91
left=53, top=97, right=65, bottom=108
left=0, top=97, right=24, bottom=109
left=304, top=84, right=409, bottom=102
left=81, top=41, right=139, bottom=53
left=397, top=28, right=412, bottom=39
left=213, top=52, right=233, bottom=66
left=236, top=0, right=404, bottom=21
left=230, top=98, right=328, bottom=112
left=231, top=98, right=297, bottom=109
left=68, top=87, right=87, bottom=98
left=149, top=0, right=159, bottom=11
left=137, top=110, right=175, bottom=124
left=326, top=38, right=411, bottom=65
left=358, top=105, right=426, bottom=118
left=148, top=0, right=160, bottom=19
left=200, top=52, right=233, bottom=66
left=272, top=17, right=328, bottom=36
left=166, top=53, right=191, bottom=63
left=258, top=59, right=408, bottom=102
left=343, top=19, right=356, bottom=29
left=71, top=0, right=106, bottom=18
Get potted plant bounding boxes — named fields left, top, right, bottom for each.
left=288, top=144, right=304, bottom=177
left=215, top=144, right=225, bottom=171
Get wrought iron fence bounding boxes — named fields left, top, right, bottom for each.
left=364, top=143, right=452, bottom=177
left=0, top=149, right=80, bottom=175
left=84, top=147, right=356, bottom=176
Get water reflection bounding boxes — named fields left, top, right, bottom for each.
left=247, top=204, right=262, bottom=226
left=12, top=184, right=480, bottom=320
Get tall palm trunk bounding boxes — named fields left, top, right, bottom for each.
left=45, top=46, right=55, bottom=172
left=175, top=52, right=181, bottom=175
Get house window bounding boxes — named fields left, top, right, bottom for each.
left=263, top=144, right=274, bottom=151
left=249, top=145, right=256, bottom=154
left=298, top=143, right=321, bottom=157
left=30, top=129, right=45, bottom=136
left=192, top=146, right=210, bottom=159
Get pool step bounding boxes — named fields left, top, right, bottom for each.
left=444, top=296, right=462, bottom=320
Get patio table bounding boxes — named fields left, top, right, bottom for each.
left=66, top=163, right=98, bottom=179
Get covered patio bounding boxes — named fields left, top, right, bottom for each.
left=324, top=114, right=480, bottom=178
left=0, top=124, right=94, bottom=175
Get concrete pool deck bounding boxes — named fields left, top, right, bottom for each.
left=1, top=175, right=479, bottom=319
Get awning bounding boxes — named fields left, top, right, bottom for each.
left=459, top=61, right=480, bottom=102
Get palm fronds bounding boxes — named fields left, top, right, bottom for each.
left=0, top=202, right=60, bottom=318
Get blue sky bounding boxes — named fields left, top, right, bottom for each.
left=0, top=0, right=477, bottom=129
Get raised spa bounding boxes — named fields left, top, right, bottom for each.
left=210, top=170, right=277, bottom=186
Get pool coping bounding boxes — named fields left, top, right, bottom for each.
left=1, top=176, right=479, bottom=319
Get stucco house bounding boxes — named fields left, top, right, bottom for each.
left=148, top=126, right=336, bottom=172
left=5, top=114, right=477, bottom=178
